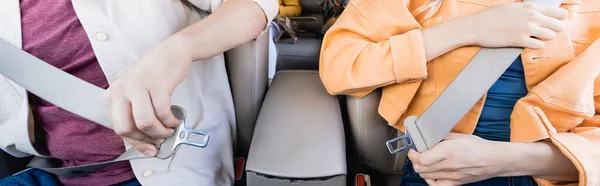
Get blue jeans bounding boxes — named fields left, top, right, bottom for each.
left=400, top=159, right=537, bottom=186
left=0, top=169, right=141, bottom=186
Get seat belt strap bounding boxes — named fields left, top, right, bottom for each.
left=0, top=39, right=210, bottom=177
left=387, top=0, right=565, bottom=153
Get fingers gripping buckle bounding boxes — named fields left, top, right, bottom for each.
left=170, top=105, right=210, bottom=148
left=155, top=106, right=211, bottom=159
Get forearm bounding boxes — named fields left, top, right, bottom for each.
left=321, top=5, right=475, bottom=96
left=165, top=0, right=267, bottom=62
left=422, top=16, right=476, bottom=61
left=497, top=141, right=579, bottom=181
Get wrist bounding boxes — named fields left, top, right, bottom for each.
left=428, top=16, right=477, bottom=50
left=486, top=141, right=578, bottom=181
left=453, top=15, right=478, bottom=46
left=493, top=142, right=536, bottom=177
left=481, top=140, right=513, bottom=177
left=162, top=32, right=196, bottom=63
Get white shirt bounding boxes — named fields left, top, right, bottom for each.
left=0, top=0, right=277, bottom=185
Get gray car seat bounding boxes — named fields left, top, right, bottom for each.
left=346, top=91, right=408, bottom=186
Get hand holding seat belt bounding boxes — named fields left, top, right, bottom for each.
left=386, top=0, right=565, bottom=154
left=0, top=39, right=210, bottom=177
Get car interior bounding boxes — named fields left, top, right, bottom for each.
left=0, top=0, right=409, bottom=185
left=274, top=0, right=323, bottom=71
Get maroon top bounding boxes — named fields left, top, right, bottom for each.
left=20, top=0, right=135, bottom=185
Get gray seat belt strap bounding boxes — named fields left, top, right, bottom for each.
left=28, top=147, right=146, bottom=178
left=0, top=39, right=210, bottom=177
left=387, top=0, right=564, bottom=153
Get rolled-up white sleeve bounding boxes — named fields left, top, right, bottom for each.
left=187, top=0, right=277, bottom=37
left=250, top=0, right=278, bottom=32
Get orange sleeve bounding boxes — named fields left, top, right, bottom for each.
left=319, top=0, right=427, bottom=98
left=524, top=38, right=600, bottom=186
left=534, top=108, right=600, bottom=186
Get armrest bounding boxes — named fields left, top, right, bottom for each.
left=246, top=70, right=346, bottom=186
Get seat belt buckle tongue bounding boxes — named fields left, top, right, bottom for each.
left=387, top=116, right=428, bottom=154
left=155, top=106, right=211, bottom=159
left=173, top=119, right=210, bottom=148
left=386, top=132, right=414, bottom=154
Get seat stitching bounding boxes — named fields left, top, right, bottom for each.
left=358, top=98, right=365, bottom=161
left=250, top=41, right=258, bottom=141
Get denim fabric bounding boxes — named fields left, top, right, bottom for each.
left=0, top=169, right=60, bottom=186
left=400, top=160, right=537, bottom=186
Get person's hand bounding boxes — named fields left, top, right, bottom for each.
left=408, top=133, right=512, bottom=186
left=465, top=2, right=568, bottom=49
left=104, top=38, right=192, bottom=157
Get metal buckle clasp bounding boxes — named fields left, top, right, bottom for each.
left=173, top=119, right=210, bottom=148
left=155, top=106, right=211, bottom=159
left=386, top=132, right=414, bottom=154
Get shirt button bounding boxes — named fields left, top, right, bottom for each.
left=95, top=32, right=109, bottom=41
left=142, top=169, right=154, bottom=177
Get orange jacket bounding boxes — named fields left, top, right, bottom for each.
left=319, top=0, right=600, bottom=185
